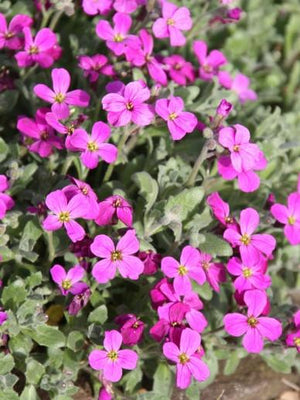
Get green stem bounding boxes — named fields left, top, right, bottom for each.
left=103, top=128, right=131, bottom=183
left=47, top=231, right=55, bottom=263
left=49, top=10, right=63, bottom=31
left=22, top=65, right=38, bottom=81
left=61, top=155, right=74, bottom=176
left=185, top=141, right=209, bottom=187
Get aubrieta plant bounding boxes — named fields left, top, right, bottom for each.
left=0, top=0, right=300, bottom=399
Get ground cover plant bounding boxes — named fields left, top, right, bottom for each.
left=0, top=0, right=300, bottom=399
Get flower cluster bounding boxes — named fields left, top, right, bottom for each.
left=0, top=175, right=14, bottom=219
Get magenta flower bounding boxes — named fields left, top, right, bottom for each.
left=224, top=207, right=276, bottom=263
left=150, top=278, right=171, bottom=309
left=17, top=108, right=63, bottom=158
left=0, top=13, right=32, bottom=50
left=271, top=193, right=300, bottom=245
left=138, top=250, right=161, bottom=275
left=216, top=99, right=233, bottom=118
left=69, top=121, right=118, bottom=169
left=227, top=256, right=271, bottom=293
left=63, top=177, right=99, bottom=220
left=50, top=264, right=85, bottom=295
left=67, top=282, right=91, bottom=315
left=95, top=195, right=133, bottom=227
left=193, top=40, right=227, bottom=81
left=224, top=289, right=282, bottom=353
left=164, top=54, right=195, bottom=86
left=286, top=310, right=300, bottom=352
left=43, top=190, right=87, bottom=242
left=15, top=27, right=58, bottom=68
left=82, top=0, right=113, bottom=15
left=218, top=71, right=257, bottom=103
left=0, top=175, right=14, bottom=219
left=198, top=252, right=226, bottom=292
left=78, top=54, right=115, bottom=83
left=114, top=0, right=145, bottom=13
left=98, top=387, right=113, bottom=400
left=89, top=330, right=138, bottom=382
left=91, top=229, right=144, bottom=283
left=152, top=1, right=192, bottom=47
left=115, top=314, right=145, bottom=346
left=163, top=328, right=210, bottom=389
left=34, top=68, right=90, bottom=119
left=161, top=246, right=205, bottom=295
left=96, top=12, right=133, bottom=56
left=0, top=310, right=8, bottom=326
left=102, top=81, right=154, bottom=127
left=126, top=29, right=167, bottom=85
left=155, top=96, right=197, bottom=141
left=207, top=192, right=237, bottom=228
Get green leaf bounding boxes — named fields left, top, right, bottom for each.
left=123, top=365, right=142, bottom=393
left=9, top=333, right=33, bottom=357
left=0, top=246, right=14, bottom=262
left=165, top=187, right=204, bottom=221
left=0, top=137, right=9, bottom=162
left=0, top=389, right=19, bottom=400
left=0, top=90, right=18, bottom=114
left=224, top=350, right=240, bottom=375
left=153, top=363, right=173, bottom=397
left=26, top=359, right=45, bottom=385
left=262, top=349, right=296, bottom=374
left=19, top=220, right=42, bottom=253
left=88, top=304, right=108, bottom=324
left=0, top=374, right=19, bottom=389
left=2, top=280, right=27, bottom=308
left=132, top=172, right=159, bottom=214
left=20, top=386, right=40, bottom=400
left=24, top=325, right=65, bottom=348
left=67, top=331, right=85, bottom=352
left=0, top=354, right=15, bottom=375
left=198, top=233, right=233, bottom=257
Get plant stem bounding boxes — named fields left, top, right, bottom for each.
left=47, top=231, right=55, bottom=263
left=185, top=141, right=209, bottom=187
left=49, top=10, right=63, bottom=31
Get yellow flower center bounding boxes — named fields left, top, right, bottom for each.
left=113, top=198, right=122, bottom=208
left=233, top=145, right=240, bottom=152
left=29, top=45, right=39, bottom=54
left=174, top=63, right=182, bottom=71
left=54, top=92, right=65, bottom=104
left=126, top=101, right=134, bottom=111
left=111, top=250, right=122, bottom=262
left=87, top=141, right=98, bottom=152
left=107, top=350, right=118, bottom=361
left=58, top=211, right=70, bottom=222
left=169, top=112, right=177, bottom=121
left=67, top=125, right=75, bottom=135
left=225, top=216, right=234, bottom=224
left=114, top=34, right=124, bottom=42
left=240, top=234, right=251, bottom=245
left=167, top=18, right=175, bottom=26
left=178, top=353, right=189, bottom=364
left=61, top=279, right=72, bottom=290
left=202, top=261, right=210, bottom=270
left=247, top=316, right=258, bottom=327
left=40, top=130, right=49, bottom=140
left=81, top=186, right=89, bottom=195
left=288, top=216, right=295, bottom=225
left=203, top=64, right=213, bottom=73
left=178, top=265, right=188, bottom=276
left=4, top=31, right=14, bottom=39
left=242, top=268, right=252, bottom=278
left=294, top=337, right=300, bottom=346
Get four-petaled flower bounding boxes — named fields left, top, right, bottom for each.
left=193, top=40, right=227, bottom=81
left=50, top=264, right=85, bottom=295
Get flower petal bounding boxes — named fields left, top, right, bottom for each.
left=104, top=330, right=122, bottom=352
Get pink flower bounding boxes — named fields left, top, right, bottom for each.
left=152, top=1, right=192, bottom=47
left=0, top=13, right=32, bottom=50
left=294, top=310, right=300, bottom=328
left=50, top=264, right=85, bottom=295
left=114, top=0, right=145, bottom=13
left=91, top=230, right=144, bottom=283
left=89, top=330, right=138, bottom=382
left=224, top=208, right=276, bottom=263
left=63, top=177, right=99, bottom=220
left=216, top=99, right=233, bottom=117
left=164, top=55, right=195, bottom=86
left=102, top=81, right=154, bottom=127
left=15, top=27, right=58, bottom=68
left=193, top=40, right=227, bottom=81
left=223, top=290, right=282, bottom=353
left=0, top=175, right=14, bottom=219
left=95, top=195, right=133, bottom=227
left=286, top=331, right=300, bottom=353
left=126, top=29, right=167, bottom=85
left=218, top=71, right=257, bottom=103
left=43, top=190, right=87, bottom=242
left=0, top=310, right=8, bottom=326
left=161, top=246, right=205, bottom=295
left=67, top=282, right=91, bottom=315
left=96, top=12, right=133, bottom=56
left=34, top=68, right=90, bottom=119
left=69, top=121, right=118, bottom=169
left=138, top=250, right=161, bottom=275
left=270, top=193, right=300, bottom=245
left=17, top=108, right=63, bottom=158
left=227, top=256, right=271, bottom=293
left=155, top=96, right=197, bottom=140
left=163, top=328, right=210, bottom=389
left=150, top=278, right=171, bottom=309
left=98, top=387, right=113, bottom=400
left=198, top=252, right=226, bottom=292
left=82, top=0, right=113, bottom=15
left=207, top=192, right=237, bottom=228
left=115, top=314, right=145, bottom=346
left=78, top=54, right=115, bottom=83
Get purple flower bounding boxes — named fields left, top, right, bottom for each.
left=69, top=121, right=118, bottom=169
left=207, top=192, right=237, bottom=229
left=0, top=13, right=32, bottom=50
left=50, top=264, right=85, bottom=295
left=150, top=278, right=171, bottom=309
left=216, top=99, right=233, bottom=117
left=95, top=195, right=133, bottom=227
left=152, top=1, right=192, bottom=47
left=91, top=230, right=144, bottom=283
left=0, top=175, right=14, bottom=219
left=155, top=96, right=197, bottom=141
left=198, top=252, right=226, bottom=292
left=114, top=0, right=145, bottom=13
left=218, top=71, right=257, bottom=103
left=138, top=250, right=161, bottom=275
left=89, top=330, right=138, bottom=382
left=78, top=54, right=115, bottom=83
left=193, top=40, right=227, bottom=81
left=67, top=283, right=91, bottom=315
left=0, top=310, right=8, bottom=326
left=34, top=68, right=90, bottom=119
left=17, top=108, right=63, bottom=158
left=15, top=27, right=58, bottom=68
left=82, top=0, right=113, bottom=15
left=163, top=328, right=210, bottom=389
left=96, top=12, right=133, bottom=56
left=43, top=190, right=87, bottom=242
left=164, top=54, right=195, bottom=86
left=102, top=81, right=154, bottom=127
left=224, top=290, right=282, bottom=353
left=115, top=314, right=145, bottom=346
